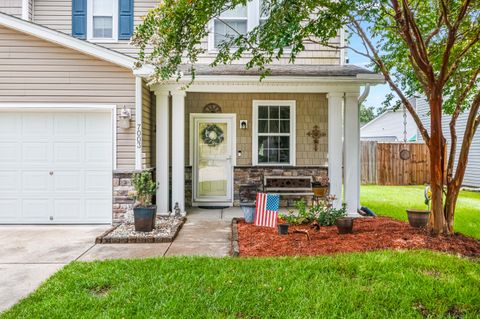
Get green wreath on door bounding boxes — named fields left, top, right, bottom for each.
left=201, top=124, right=224, bottom=146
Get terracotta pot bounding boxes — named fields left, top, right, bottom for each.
left=277, top=223, right=289, bottom=235
left=406, top=209, right=430, bottom=228
left=134, top=206, right=156, bottom=232
left=336, top=217, right=354, bottom=234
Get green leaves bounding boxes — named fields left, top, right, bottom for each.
left=132, top=171, right=156, bottom=206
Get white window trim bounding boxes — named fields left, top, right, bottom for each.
left=87, top=0, right=118, bottom=43
left=252, top=100, right=296, bottom=166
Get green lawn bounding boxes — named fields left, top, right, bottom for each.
left=2, top=251, right=480, bottom=318
left=361, top=185, right=480, bottom=239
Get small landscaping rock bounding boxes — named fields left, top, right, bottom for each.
left=96, top=214, right=185, bottom=244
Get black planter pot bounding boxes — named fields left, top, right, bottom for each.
left=336, top=217, right=354, bottom=234
left=278, top=223, right=289, bottom=235
left=134, top=206, right=156, bottom=232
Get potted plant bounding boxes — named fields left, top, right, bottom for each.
left=132, top=170, right=157, bottom=232
left=406, top=186, right=431, bottom=228
left=312, top=176, right=329, bottom=197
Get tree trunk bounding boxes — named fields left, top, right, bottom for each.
left=428, top=94, right=448, bottom=235
left=444, top=185, right=460, bottom=234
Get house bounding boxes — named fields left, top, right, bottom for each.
left=415, top=96, right=480, bottom=188
left=361, top=109, right=417, bottom=142
left=0, top=0, right=383, bottom=225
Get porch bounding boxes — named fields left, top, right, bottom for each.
left=147, top=64, right=383, bottom=216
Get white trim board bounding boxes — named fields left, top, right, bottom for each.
left=0, top=12, right=135, bottom=69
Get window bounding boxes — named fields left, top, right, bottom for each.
left=88, top=0, right=117, bottom=41
left=253, top=101, right=296, bottom=165
left=213, top=5, right=248, bottom=48
left=210, top=0, right=269, bottom=50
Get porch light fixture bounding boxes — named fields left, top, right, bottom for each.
left=119, top=105, right=132, bottom=129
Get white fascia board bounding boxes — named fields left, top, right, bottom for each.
left=356, top=73, right=385, bottom=83
left=0, top=12, right=136, bottom=69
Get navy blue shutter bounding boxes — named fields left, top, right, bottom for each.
left=118, top=0, right=134, bottom=40
left=72, top=0, right=87, bottom=39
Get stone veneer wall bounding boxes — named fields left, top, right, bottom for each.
left=184, top=166, right=327, bottom=207
left=113, top=171, right=136, bottom=224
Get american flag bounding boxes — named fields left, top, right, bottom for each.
left=254, top=193, right=280, bottom=227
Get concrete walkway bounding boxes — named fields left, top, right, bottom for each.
left=0, top=207, right=241, bottom=312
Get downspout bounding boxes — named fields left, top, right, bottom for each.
left=358, top=83, right=370, bottom=105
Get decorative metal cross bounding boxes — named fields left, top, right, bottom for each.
left=307, top=125, right=326, bottom=151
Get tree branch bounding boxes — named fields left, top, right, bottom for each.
left=350, top=18, right=430, bottom=144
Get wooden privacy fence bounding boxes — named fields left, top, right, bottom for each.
left=361, top=141, right=430, bottom=185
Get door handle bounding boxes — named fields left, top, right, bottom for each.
left=49, top=171, right=54, bottom=176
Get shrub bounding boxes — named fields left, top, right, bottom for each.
left=280, top=197, right=347, bottom=226
left=132, top=171, right=156, bottom=206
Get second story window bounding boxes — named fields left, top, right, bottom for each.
left=210, top=0, right=268, bottom=50
left=213, top=6, right=248, bottom=48
left=88, top=0, right=117, bottom=41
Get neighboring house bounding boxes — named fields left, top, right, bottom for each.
left=361, top=109, right=417, bottom=142
left=415, top=96, right=480, bottom=188
left=0, top=0, right=382, bottom=225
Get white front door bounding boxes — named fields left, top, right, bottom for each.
left=0, top=110, right=113, bottom=224
left=191, top=114, right=235, bottom=206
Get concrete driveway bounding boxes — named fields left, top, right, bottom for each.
left=0, top=208, right=239, bottom=313
left=0, top=225, right=109, bottom=312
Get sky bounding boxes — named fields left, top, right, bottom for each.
left=347, top=33, right=394, bottom=110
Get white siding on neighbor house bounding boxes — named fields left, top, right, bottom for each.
left=0, top=0, right=22, bottom=17
left=417, top=96, right=480, bottom=187
left=361, top=110, right=417, bottom=142
left=0, top=24, right=138, bottom=170
left=31, top=0, right=342, bottom=64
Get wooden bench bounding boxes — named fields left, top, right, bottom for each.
left=263, top=176, right=314, bottom=198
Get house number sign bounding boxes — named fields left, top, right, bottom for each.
left=136, top=123, right=142, bottom=149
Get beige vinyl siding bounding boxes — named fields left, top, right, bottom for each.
left=0, top=24, right=137, bottom=170
left=141, top=79, right=154, bottom=168
left=0, top=0, right=22, bottom=17
left=30, top=0, right=341, bottom=64
left=33, top=0, right=72, bottom=34
left=185, top=92, right=328, bottom=166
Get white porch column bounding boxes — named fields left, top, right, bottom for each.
left=135, top=76, right=143, bottom=170
left=327, top=93, right=344, bottom=209
left=344, top=92, right=361, bottom=216
left=171, top=89, right=186, bottom=213
left=155, top=90, right=170, bottom=214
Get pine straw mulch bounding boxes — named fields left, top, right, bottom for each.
left=236, top=217, right=480, bottom=257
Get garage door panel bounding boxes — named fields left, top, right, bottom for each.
left=85, top=171, right=111, bottom=193
left=0, top=171, right=20, bottom=192
left=53, top=143, right=82, bottom=164
left=0, top=199, right=19, bottom=220
left=0, top=113, right=20, bottom=137
left=22, top=114, right=53, bottom=138
left=85, top=113, right=111, bottom=137
left=0, top=143, right=21, bottom=163
left=85, top=142, right=112, bottom=164
left=53, top=172, right=82, bottom=192
left=22, top=143, right=51, bottom=163
left=22, top=171, right=50, bottom=192
left=22, top=199, right=50, bottom=220
left=54, top=113, right=83, bottom=137
left=86, top=199, right=111, bottom=222
left=54, top=199, right=83, bottom=220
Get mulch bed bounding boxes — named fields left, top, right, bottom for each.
left=235, top=217, right=480, bottom=257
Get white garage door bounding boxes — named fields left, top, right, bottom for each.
left=0, top=110, right=113, bottom=224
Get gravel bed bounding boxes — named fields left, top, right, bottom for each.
left=96, top=212, right=186, bottom=244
